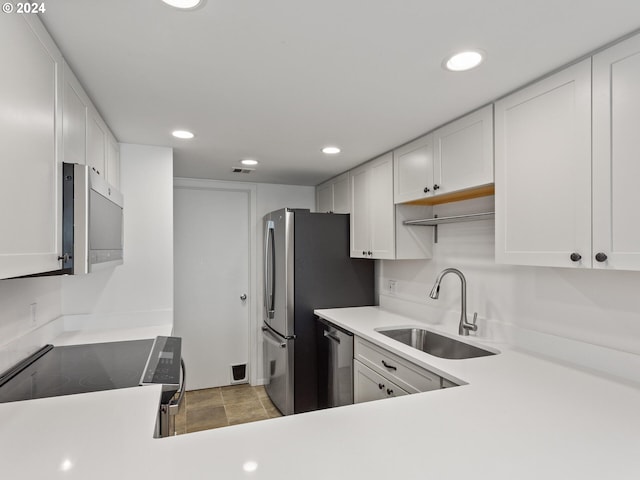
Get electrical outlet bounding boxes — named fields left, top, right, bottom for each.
left=387, top=280, right=397, bottom=295
left=30, top=303, right=37, bottom=324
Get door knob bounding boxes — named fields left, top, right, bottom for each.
left=570, top=252, right=582, bottom=262
left=240, top=294, right=247, bottom=301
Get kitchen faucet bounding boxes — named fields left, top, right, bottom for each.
left=429, top=268, right=478, bottom=336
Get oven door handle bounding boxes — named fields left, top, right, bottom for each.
left=168, top=358, right=186, bottom=415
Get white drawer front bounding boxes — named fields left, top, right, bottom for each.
left=354, top=360, right=408, bottom=404
left=355, top=337, right=440, bottom=393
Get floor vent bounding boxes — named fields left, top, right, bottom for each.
left=230, top=363, right=248, bottom=384
left=232, top=168, right=254, bottom=174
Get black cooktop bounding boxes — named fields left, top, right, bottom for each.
left=0, top=339, right=154, bottom=403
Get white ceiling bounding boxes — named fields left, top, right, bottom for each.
left=41, top=0, right=640, bottom=186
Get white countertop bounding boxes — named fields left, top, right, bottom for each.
left=2, top=307, right=640, bottom=479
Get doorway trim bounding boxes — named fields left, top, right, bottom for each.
left=173, top=177, right=258, bottom=385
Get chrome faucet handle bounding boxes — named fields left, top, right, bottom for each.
left=464, top=312, right=479, bottom=333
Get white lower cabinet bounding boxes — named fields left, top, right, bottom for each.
left=353, top=337, right=443, bottom=404
left=354, top=360, right=408, bottom=403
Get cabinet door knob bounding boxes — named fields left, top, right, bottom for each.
left=595, top=252, right=608, bottom=262
left=423, top=187, right=430, bottom=193
left=378, top=383, right=385, bottom=390
left=433, top=184, right=440, bottom=191
left=367, top=251, right=372, bottom=256
left=362, top=251, right=366, bottom=256
left=570, top=252, right=582, bottom=262
left=386, top=388, right=394, bottom=396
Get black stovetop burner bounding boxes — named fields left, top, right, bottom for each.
left=0, top=339, right=154, bottom=403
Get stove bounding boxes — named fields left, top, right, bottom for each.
left=0, top=339, right=154, bottom=403
left=0, top=337, right=185, bottom=437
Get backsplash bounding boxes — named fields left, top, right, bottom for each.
left=0, top=276, right=62, bottom=347
left=379, top=196, right=640, bottom=359
left=0, top=276, right=63, bottom=372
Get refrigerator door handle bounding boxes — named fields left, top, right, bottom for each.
left=264, top=220, right=275, bottom=319
left=262, top=325, right=287, bottom=348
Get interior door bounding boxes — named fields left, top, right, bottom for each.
left=174, top=186, right=250, bottom=390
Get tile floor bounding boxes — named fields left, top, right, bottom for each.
left=174, top=384, right=282, bottom=435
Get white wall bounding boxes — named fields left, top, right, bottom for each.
left=0, top=276, right=62, bottom=349
left=379, top=196, right=640, bottom=360
left=62, top=144, right=174, bottom=325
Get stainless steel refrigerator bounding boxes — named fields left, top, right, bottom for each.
left=261, top=208, right=374, bottom=415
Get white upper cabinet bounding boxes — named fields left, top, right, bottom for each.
left=86, top=110, right=108, bottom=177
left=592, top=34, right=640, bottom=271
left=0, top=15, right=120, bottom=279
left=350, top=154, right=432, bottom=260
left=316, top=172, right=349, bottom=214
left=368, top=156, right=396, bottom=259
left=495, top=60, right=592, bottom=268
left=64, top=60, right=119, bottom=185
left=106, top=134, right=121, bottom=189
left=351, top=154, right=395, bottom=259
left=393, top=133, right=435, bottom=203
left=432, top=105, right=494, bottom=196
left=316, top=181, right=333, bottom=213
left=62, top=61, right=88, bottom=166
left=0, top=15, right=63, bottom=278
left=394, top=106, right=494, bottom=204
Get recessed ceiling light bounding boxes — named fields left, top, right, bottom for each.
left=443, top=50, right=485, bottom=72
left=161, top=0, right=203, bottom=9
left=322, top=146, right=341, bottom=155
left=241, top=159, right=258, bottom=166
left=172, top=130, right=195, bottom=139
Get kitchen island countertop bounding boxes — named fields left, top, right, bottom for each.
left=2, top=306, right=640, bottom=479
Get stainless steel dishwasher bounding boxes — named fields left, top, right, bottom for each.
left=317, top=317, right=354, bottom=409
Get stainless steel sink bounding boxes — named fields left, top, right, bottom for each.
left=376, top=328, right=496, bottom=359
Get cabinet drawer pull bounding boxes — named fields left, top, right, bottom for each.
left=381, top=360, right=397, bottom=371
